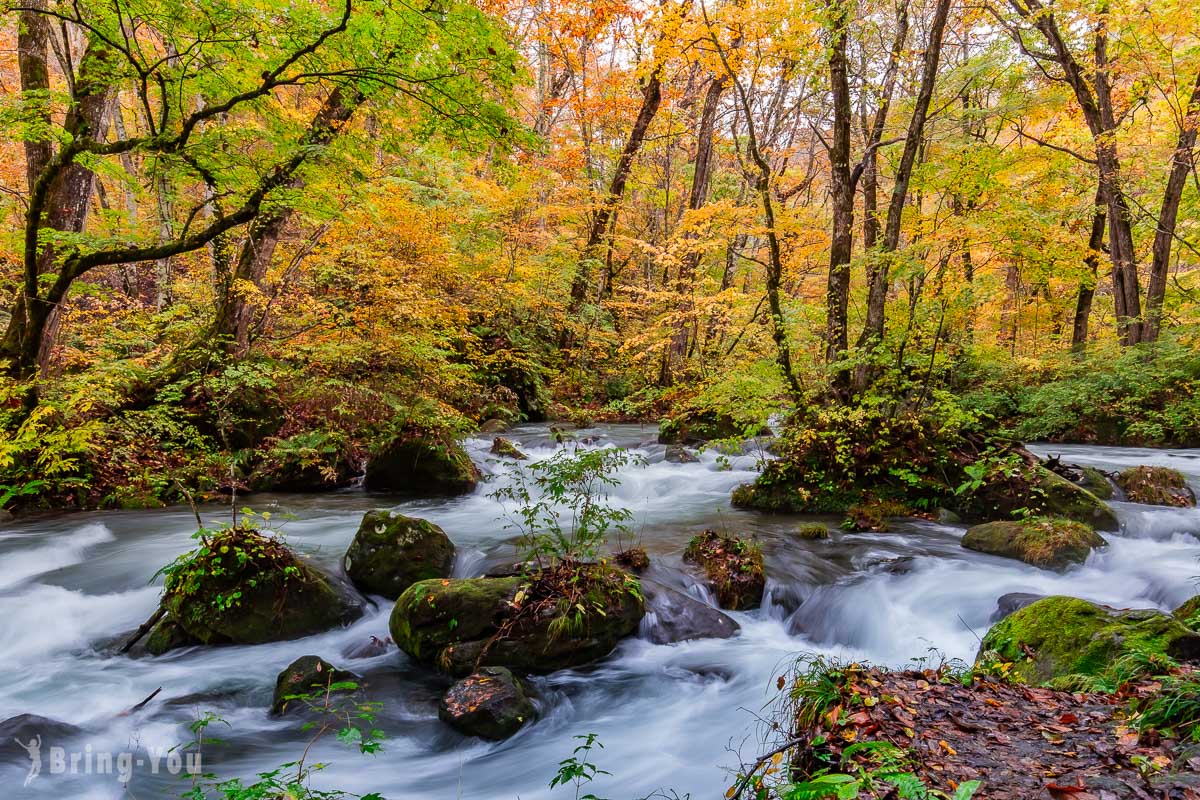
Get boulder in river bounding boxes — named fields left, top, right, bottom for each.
left=991, top=592, right=1046, bottom=622
left=489, top=437, right=527, bottom=460
left=613, top=546, right=650, bottom=572
left=149, top=528, right=364, bottom=654
left=1114, top=466, right=1196, bottom=507
left=390, top=565, right=644, bottom=676
left=364, top=427, right=480, bottom=495
left=795, top=523, right=830, bottom=540
left=682, top=530, right=765, bottom=610
left=977, top=596, right=1200, bottom=684
left=0, top=715, right=82, bottom=762
left=343, top=510, right=455, bottom=599
left=664, top=445, right=700, bottom=464
left=272, top=655, right=360, bottom=715
left=438, top=667, right=535, bottom=740
left=1079, top=466, right=1115, bottom=500
left=479, top=418, right=511, bottom=434
left=639, top=579, right=740, bottom=644
left=958, top=466, right=1119, bottom=531
left=962, top=518, right=1107, bottom=571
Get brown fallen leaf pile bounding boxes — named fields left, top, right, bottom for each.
left=794, top=666, right=1200, bottom=800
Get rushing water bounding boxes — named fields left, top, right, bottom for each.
left=0, top=427, right=1197, bottom=799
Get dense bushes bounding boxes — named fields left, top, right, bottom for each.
left=957, top=337, right=1200, bottom=446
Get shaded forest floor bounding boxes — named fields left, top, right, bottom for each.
left=796, top=666, right=1200, bottom=799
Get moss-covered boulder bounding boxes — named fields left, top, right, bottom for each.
left=271, top=655, right=360, bottom=715
left=439, top=667, right=535, bottom=740
left=957, top=466, right=1119, bottom=531
left=1080, top=467, right=1115, bottom=500
left=1174, top=596, right=1200, bottom=629
left=343, top=511, right=455, bottom=599
left=479, top=418, right=511, bottom=434
left=489, top=437, right=527, bottom=460
left=364, top=427, right=480, bottom=495
left=796, top=523, right=830, bottom=540
left=683, top=530, right=765, bottom=610
left=664, top=445, right=700, bottom=464
left=249, top=431, right=359, bottom=493
left=389, top=566, right=643, bottom=676
left=150, top=528, right=364, bottom=653
left=962, top=518, right=1107, bottom=571
left=1115, top=466, right=1196, bottom=507
left=976, top=596, right=1200, bottom=684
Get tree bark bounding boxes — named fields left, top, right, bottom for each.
left=1071, top=188, right=1106, bottom=354
left=1144, top=70, right=1200, bottom=343
left=824, top=0, right=853, bottom=382
left=856, top=0, right=952, bottom=352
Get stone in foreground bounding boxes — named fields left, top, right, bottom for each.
left=271, top=655, right=360, bottom=715
left=439, top=667, right=534, bottom=740
left=977, top=595, right=1200, bottom=684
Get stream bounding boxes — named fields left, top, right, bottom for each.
left=1, top=426, right=1197, bottom=798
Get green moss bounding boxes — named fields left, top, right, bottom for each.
left=1174, top=596, right=1200, bottom=630
left=1080, top=467, right=1114, bottom=500
left=957, top=465, right=1119, bottom=531
left=390, top=576, right=523, bottom=661
left=343, top=510, right=455, bottom=599
left=796, top=523, right=830, bottom=540
left=1115, top=466, right=1196, bottom=507
left=962, top=518, right=1106, bottom=570
left=977, top=596, right=1200, bottom=684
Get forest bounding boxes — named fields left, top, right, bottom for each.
left=0, top=0, right=1199, bottom=797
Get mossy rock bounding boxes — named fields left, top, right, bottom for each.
left=1080, top=467, right=1114, bottom=500
left=796, top=523, right=830, bottom=540
left=155, top=528, right=364, bottom=651
left=389, top=567, right=643, bottom=676
left=479, top=418, right=511, bottom=434
left=1115, top=466, right=1196, bottom=507
left=683, top=530, right=765, bottom=610
left=439, top=666, right=534, bottom=740
left=271, top=655, right=360, bottom=715
left=145, top=618, right=195, bottom=655
left=343, top=510, right=455, bottom=599
left=364, top=428, right=480, bottom=495
left=664, top=445, right=699, bottom=464
left=976, top=596, right=1200, bottom=684
left=962, top=518, right=1106, bottom=571
left=957, top=466, right=1119, bottom=532
left=489, top=437, right=527, bottom=460
left=1175, top=596, right=1200, bottom=630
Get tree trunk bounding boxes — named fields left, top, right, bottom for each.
left=1071, top=189, right=1106, bottom=354
left=825, top=0, right=853, bottom=383
left=856, top=0, right=951, bottom=352
left=565, top=68, right=664, bottom=316
left=1144, top=70, right=1200, bottom=343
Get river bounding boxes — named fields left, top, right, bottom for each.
left=0, top=426, right=1197, bottom=798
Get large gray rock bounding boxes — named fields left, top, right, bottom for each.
left=640, top=579, right=740, bottom=644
